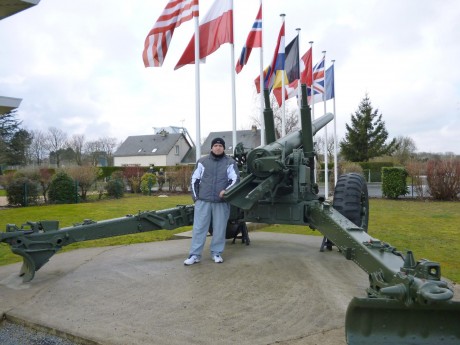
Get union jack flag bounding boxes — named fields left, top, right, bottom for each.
left=312, top=56, right=325, bottom=95
left=235, top=5, right=262, bottom=73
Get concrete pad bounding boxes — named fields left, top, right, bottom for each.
left=0, top=232, right=454, bottom=345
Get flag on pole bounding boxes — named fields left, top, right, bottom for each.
left=311, top=56, right=325, bottom=104
left=325, top=64, right=335, bottom=100
left=300, top=47, right=312, bottom=86
left=175, top=0, right=233, bottom=70
left=272, top=35, right=299, bottom=106
left=254, top=22, right=285, bottom=93
left=235, top=5, right=262, bottom=74
left=272, top=45, right=311, bottom=105
left=143, top=0, right=199, bottom=67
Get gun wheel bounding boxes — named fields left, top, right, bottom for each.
left=332, top=173, right=369, bottom=231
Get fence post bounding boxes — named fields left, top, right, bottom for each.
left=75, top=180, right=79, bottom=204
left=23, top=182, right=28, bottom=207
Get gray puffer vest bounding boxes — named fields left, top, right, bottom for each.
left=191, top=153, right=239, bottom=202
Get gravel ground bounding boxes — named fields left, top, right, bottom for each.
left=0, top=321, right=80, bottom=345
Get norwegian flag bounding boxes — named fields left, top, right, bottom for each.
left=235, top=5, right=262, bottom=74
left=254, top=22, right=285, bottom=93
left=142, top=0, right=199, bottom=67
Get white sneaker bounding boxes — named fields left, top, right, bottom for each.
left=213, top=255, right=224, bottom=263
left=184, top=255, right=200, bottom=265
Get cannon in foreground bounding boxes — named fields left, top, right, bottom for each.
left=1, top=85, right=459, bottom=344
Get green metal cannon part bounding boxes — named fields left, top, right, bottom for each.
left=1, top=84, right=460, bottom=344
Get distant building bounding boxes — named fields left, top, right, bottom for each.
left=0, top=96, right=22, bottom=115
left=203, top=125, right=261, bottom=157
left=0, top=0, right=40, bottom=21
left=1, top=0, right=41, bottom=115
left=114, top=125, right=262, bottom=167
left=113, top=131, right=192, bottom=167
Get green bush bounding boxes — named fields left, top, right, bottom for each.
left=382, top=167, right=408, bottom=199
left=140, top=173, right=157, bottom=195
left=6, top=177, right=39, bottom=206
left=359, top=162, right=394, bottom=182
left=99, top=166, right=123, bottom=180
left=48, top=171, right=77, bottom=204
left=105, top=179, right=124, bottom=199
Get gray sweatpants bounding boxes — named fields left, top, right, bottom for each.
left=188, top=200, right=230, bottom=258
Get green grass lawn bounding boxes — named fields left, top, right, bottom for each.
left=1, top=195, right=459, bottom=283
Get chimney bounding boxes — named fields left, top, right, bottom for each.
left=251, top=125, right=257, bottom=132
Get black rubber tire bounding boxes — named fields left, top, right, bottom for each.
left=332, top=173, right=369, bottom=231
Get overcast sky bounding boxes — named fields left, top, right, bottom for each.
left=1, top=0, right=459, bottom=154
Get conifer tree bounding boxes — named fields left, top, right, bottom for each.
left=340, top=94, right=397, bottom=162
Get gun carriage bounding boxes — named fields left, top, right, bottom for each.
left=2, top=85, right=459, bottom=344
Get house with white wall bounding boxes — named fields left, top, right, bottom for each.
left=113, top=131, right=192, bottom=167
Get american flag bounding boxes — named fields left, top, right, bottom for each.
left=235, top=5, right=262, bottom=74
left=142, top=0, right=199, bottom=68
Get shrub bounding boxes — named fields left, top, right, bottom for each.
left=140, top=173, right=157, bottom=195
left=339, top=161, right=364, bottom=175
left=65, top=166, right=100, bottom=201
left=426, top=159, right=460, bottom=200
left=6, top=177, right=39, bottom=206
left=382, top=167, right=408, bottom=199
left=405, top=161, right=427, bottom=199
left=123, top=166, right=145, bottom=193
left=48, top=171, right=76, bottom=204
left=105, top=179, right=124, bottom=199
left=166, top=165, right=193, bottom=192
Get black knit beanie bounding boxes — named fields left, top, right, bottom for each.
left=211, top=137, right=225, bottom=149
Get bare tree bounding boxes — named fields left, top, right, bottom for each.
left=84, top=140, right=103, bottom=166
left=315, top=135, right=335, bottom=163
left=68, top=134, right=85, bottom=166
left=250, top=93, right=299, bottom=139
left=98, top=136, right=118, bottom=165
left=44, top=127, right=68, bottom=167
left=65, top=165, right=100, bottom=201
left=393, top=136, right=417, bottom=165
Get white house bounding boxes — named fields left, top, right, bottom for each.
left=113, top=131, right=192, bottom=167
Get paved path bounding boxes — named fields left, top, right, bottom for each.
left=0, top=233, right=371, bottom=345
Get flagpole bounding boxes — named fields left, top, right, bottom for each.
left=309, top=41, right=316, bottom=183
left=280, top=13, right=286, bottom=137
left=322, top=50, right=328, bottom=198
left=331, top=59, right=338, bottom=186
left=259, top=0, right=265, bottom=146
left=194, top=11, right=201, bottom=160
left=296, top=28, right=301, bottom=124
left=230, top=0, right=237, bottom=155
left=310, top=43, right=315, bottom=121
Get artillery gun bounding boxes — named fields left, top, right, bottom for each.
left=1, top=85, right=459, bottom=344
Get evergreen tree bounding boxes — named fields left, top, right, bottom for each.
left=340, top=95, right=397, bottom=162
left=0, top=110, right=23, bottom=164
left=6, top=129, right=33, bottom=165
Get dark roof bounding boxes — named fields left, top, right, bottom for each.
left=203, top=129, right=261, bottom=156
left=181, top=146, right=197, bottom=164
left=114, top=133, right=188, bottom=157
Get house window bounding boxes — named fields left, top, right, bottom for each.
left=175, top=145, right=179, bottom=155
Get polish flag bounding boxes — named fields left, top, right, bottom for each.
left=175, top=0, right=233, bottom=70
